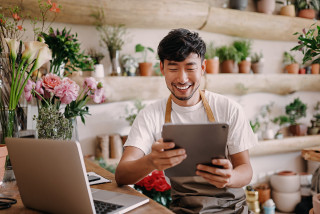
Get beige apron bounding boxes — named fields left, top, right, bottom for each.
left=165, top=90, right=249, bottom=214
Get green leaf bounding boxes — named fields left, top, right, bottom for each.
left=147, top=47, right=154, bottom=53
left=135, top=44, right=145, bottom=52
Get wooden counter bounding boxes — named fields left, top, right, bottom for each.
left=0, top=159, right=173, bottom=214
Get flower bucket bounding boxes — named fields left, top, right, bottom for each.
left=0, top=145, right=8, bottom=183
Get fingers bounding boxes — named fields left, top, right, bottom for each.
left=152, top=140, right=175, bottom=151
left=211, top=159, right=233, bottom=170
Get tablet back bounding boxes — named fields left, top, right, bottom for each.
left=162, top=123, right=229, bottom=177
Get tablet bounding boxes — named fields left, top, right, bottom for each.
left=162, top=123, right=229, bottom=177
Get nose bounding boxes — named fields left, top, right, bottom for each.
left=177, top=69, right=188, bottom=84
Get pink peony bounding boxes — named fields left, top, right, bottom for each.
left=24, top=79, right=35, bottom=102
left=42, top=73, right=61, bottom=93
left=83, top=77, right=97, bottom=91
left=91, top=88, right=106, bottom=104
left=54, top=78, right=79, bottom=104
left=35, top=80, right=44, bottom=100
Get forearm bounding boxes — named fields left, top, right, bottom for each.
left=115, top=154, right=155, bottom=186
left=228, top=163, right=252, bottom=188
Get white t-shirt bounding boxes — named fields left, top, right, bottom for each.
left=124, top=90, right=257, bottom=156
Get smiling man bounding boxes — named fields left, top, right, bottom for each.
left=115, top=29, right=257, bottom=213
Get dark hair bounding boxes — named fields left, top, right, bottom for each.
left=157, top=28, right=206, bottom=63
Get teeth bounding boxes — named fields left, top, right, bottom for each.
left=176, top=85, right=189, bottom=90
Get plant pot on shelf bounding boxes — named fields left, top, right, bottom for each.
left=280, top=5, right=295, bottom=17
left=139, top=62, right=153, bottom=76
left=298, top=9, right=316, bottom=19
left=257, top=0, right=275, bottom=14
left=229, top=0, right=248, bottom=10
left=221, top=60, right=235, bottom=73
left=299, top=67, right=306, bottom=74
left=311, top=64, right=320, bottom=74
left=0, top=145, right=8, bottom=183
left=289, top=124, right=308, bottom=136
left=206, top=57, right=219, bottom=74
left=238, top=60, right=251, bottom=74
left=308, top=127, right=319, bottom=135
left=285, top=63, right=299, bottom=74
left=251, top=62, right=263, bottom=74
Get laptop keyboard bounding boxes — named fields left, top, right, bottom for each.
left=94, top=200, right=124, bottom=214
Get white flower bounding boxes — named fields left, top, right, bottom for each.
left=33, top=46, right=52, bottom=71
left=5, top=38, right=19, bottom=61
left=22, top=41, right=47, bottom=64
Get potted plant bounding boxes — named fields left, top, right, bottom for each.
left=285, top=98, right=308, bottom=136
left=295, top=0, right=320, bottom=19
left=135, top=44, right=154, bottom=76
left=283, top=51, right=299, bottom=74
left=251, top=52, right=264, bottom=73
left=121, top=54, right=138, bottom=76
left=250, top=119, right=260, bottom=140
left=216, top=45, right=240, bottom=73
left=254, top=0, right=276, bottom=14
left=88, top=48, right=105, bottom=78
left=230, top=0, right=248, bottom=10
left=277, top=0, right=296, bottom=17
left=272, top=115, right=290, bottom=139
left=74, top=53, right=95, bottom=77
left=308, top=102, right=320, bottom=134
left=205, top=42, right=219, bottom=74
left=233, top=40, right=252, bottom=74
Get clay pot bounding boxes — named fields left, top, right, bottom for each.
left=298, top=9, right=316, bottom=19
left=311, top=64, right=320, bottom=74
left=257, top=0, right=275, bottom=14
left=285, top=63, right=299, bottom=74
left=206, top=57, right=219, bottom=74
left=278, top=170, right=297, bottom=176
left=280, top=5, right=295, bottom=17
left=251, top=62, right=263, bottom=74
left=299, top=67, right=306, bottom=74
left=221, top=60, right=235, bottom=73
left=0, top=145, right=8, bottom=183
left=139, top=62, right=153, bottom=76
left=308, top=127, right=319, bottom=135
left=272, top=190, right=301, bottom=213
left=256, top=184, right=271, bottom=205
left=238, top=60, right=251, bottom=74
left=289, top=124, right=308, bottom=136
left=230, top=0, right=248, bottom=10
left=270, top=172, right=300, bottom=193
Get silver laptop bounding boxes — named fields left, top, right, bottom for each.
left=6, top=138, right=149, bottom=214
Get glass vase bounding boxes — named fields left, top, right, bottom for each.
left=110, top=50, right=122, bottom=76
left=68, top=117, right=79, bottom=142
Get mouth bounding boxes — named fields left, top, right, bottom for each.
left=173, top=84, right=192, bottom=92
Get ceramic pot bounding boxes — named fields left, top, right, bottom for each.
left=311, top=64, right=320, bottom=74
left=139, top=62, right=153, bottom=76
left=313, top=194, right=320, bottom=214
left=0, top=145, right=8, bottom=183
left=299, top=67, right=306, bottom=74
left=272, top=190, right=301, bottom=213
left=221, top=60, right=235, bottom=73
left=270, top=172, right=300, bottom=193
left=206, top=57, right=219, bottom=74
left=308, top=127, right=319, bottom=135
left=280, top=5, right=295, bottom=17
left=94, top=64, right=105, bottom=78
left=262, top=129, right=274, bottom=140
left=230, top=0, right=248, bottom=10
left=298, top=9, right=316, bottom=19
left=251, top=62, right=263, bottom=74
left=285, top=63, right=299, bottom=74
left=289, top=124, right=308, bottom=136
left=238, top=60, right=251, bottom=74
left=256, top=184, right=271, bottom=205
left=257, top=0, right=275, bottom=14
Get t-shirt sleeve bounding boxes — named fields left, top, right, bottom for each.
left=227, top=104, right=258, bottom=155
left=123, top=107, right=155, bottom=155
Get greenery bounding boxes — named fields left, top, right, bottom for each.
left=205, top=42, right=218, bottom=59
left=88, top=48, right=105, bottom=64
left=251, top=52, right=263, bottom=63
left=135, top=44, right=154, bottom=62
left=284, top=98, right=307, bottom=125
left=292, top=24, right=320, bottom=65
left=233, top=40, right=252, bottom=61
left=295, top=0, right=320, bottom=10
left=283, top=51, right=297, bottom=65
left=216, top=45, right=240, bottom=63
left=74, top=53, right=95, bottom=72
left=34, top=105, right=72, bottom=140
left=250, top=120, right=260, bottom=133
left=125, top=100, right=145, bottom=126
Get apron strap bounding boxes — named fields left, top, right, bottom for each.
left=165, top=90, right=215, bottom=123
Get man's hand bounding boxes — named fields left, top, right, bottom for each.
left=196, top=159, right=234, bottom=188
left=147, top=138, right=187, bottom=171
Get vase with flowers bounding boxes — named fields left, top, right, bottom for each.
left=25, top=75, right=106, bottom=140
left=134, top=170, right=171, bottom=208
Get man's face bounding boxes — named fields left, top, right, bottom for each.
left=160, top=53, right=205, bottom=106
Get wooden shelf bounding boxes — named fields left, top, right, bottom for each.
left=249, top=135, right=320, bottom=156
left=1, top=0, right=319, bottom=41
left=72, top=74, right=320, bottom=102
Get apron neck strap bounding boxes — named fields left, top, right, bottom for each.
left=165, top=90, right=215, bottom=123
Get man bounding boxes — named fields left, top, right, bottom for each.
left=116, top=28, right=257, bottom=213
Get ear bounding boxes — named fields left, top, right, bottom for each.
left=160, top=61, right=165, bottom=76
left=201, top=59, right=206, bottom=75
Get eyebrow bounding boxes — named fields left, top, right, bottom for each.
left=167, top=62, right=197, bottom=66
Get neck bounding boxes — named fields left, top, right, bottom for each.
left=171, top=90, right=201, bottom=107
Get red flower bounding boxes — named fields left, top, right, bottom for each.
left=12, top=13, right=20, bottom=21
left=135, top=170, right=171, bottom=192
left=17, top=25, right=23, bottom=31
left=0, top=19, right=5, bottom=24
left=50, top=3, right=60, bottom=13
